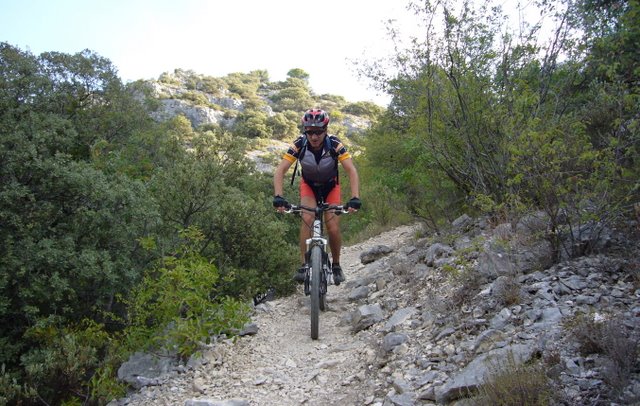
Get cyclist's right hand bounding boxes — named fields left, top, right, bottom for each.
left=273, top=195, right=289, bottom=212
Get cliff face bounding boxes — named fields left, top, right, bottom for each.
left=145, top=80, right=244, bottom=128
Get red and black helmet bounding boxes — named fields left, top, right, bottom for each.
left=301, top=108, right=330, bottom=128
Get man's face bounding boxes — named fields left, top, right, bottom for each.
left=305, top=127, right=326, bottom=149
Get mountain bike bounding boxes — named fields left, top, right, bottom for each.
left=284, top=201, right=348, bottom=340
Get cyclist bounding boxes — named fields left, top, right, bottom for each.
left=273, top=108, right=361, bottom=285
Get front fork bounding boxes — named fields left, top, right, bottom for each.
left=303, top=237, right=332, bottom=295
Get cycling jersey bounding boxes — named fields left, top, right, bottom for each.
left=283, top=134, right=351, bottom=184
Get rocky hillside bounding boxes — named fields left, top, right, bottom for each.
left=111, top=213, right=640, bottom=405
left=133, top=69, right=378, bottom=174
left=136, top=69, right=377, bottom=135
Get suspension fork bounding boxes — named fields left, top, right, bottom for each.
left=306, top=219, right=327, bottom=257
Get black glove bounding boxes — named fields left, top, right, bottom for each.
left=273, top=195, right=288, bottom=208
left=346, top=197, right=361, bottom=210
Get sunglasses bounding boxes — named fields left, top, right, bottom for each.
left=305, top=130, right=325, bottom=136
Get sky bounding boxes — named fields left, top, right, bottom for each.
left=1, top=0, right=425, bottom=106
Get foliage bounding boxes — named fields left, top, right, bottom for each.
left=491, top=275, right=522, bottom=306
left=121, top=227, right=250, bottom=359
left=357, top=0, right=639, bottom=255
left=360, top=113, right=463, bottom=230
left=270, top=77, right=315, bottom=112
left=17, top=318, right=114, bottom=404
left=340, top=179, right=413, bottom=244
left=148, top=131, right=298, bottom=298
left=0, top=43, right=159, bottom=375
left=92, top=116, right=186, bottom=180
left=0, top=43, right=301, bottom=404
left=233, top=109, right=271, bottom=138
left=178, top=90, right=210, bottom=106
left=224, top=70, right=269, bottom=100
left=158, top=71, right=182, bottom=86
left=267, top=111, right=299, bottom=140
left=343, top=101, right=384, bottom=119
left=286, top=68, right=310, bottom=81
left=506, top=116, right=623, bottom=259
left=198, top=75, right=226, bottom=95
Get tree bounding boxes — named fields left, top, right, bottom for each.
left=149, top=131, right=297, bottom=298
left=267, top=111, right=299, bottom=140
left=233, top=109, right=271, bottom=138
left=358, top=0, right=638, bottom=250
left=271, top=77, right=314, bottom=112
left=343, top=101, right=384, bottom=119
left=0, top=43, right=160, bottom=402
left=287, top=68, right=310, bottom=81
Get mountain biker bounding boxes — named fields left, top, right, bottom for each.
left=273, top=108, right=361, bottom=285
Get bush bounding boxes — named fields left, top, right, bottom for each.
left=17, top=319, right=114, bottom=404
left=178, top=90, right=210, bottom=106
left=492, top=275, right=522, bottom=306
left=565, top=312, right=640, bottom=395
left=475, top=353, right=555, bottom=405
left=447, top=265, right=483, bottom=309
left=343, top=101, right=384, bottom=118
left=267, top=112, right=298, bottom=140
left=121, top=227, right=250, bottom=360
left=233, top=109, right=270, bottom=138
left=0, top=364, right=35, bottom=405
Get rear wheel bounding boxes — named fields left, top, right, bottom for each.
left=310, top=246, right=322, bottom=340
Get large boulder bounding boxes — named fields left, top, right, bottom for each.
left=117, top=351, right=177, bottom=389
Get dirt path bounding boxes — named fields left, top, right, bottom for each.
left=125, top=224, right=419, bottom=406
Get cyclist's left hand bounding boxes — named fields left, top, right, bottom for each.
left=346, top=197, right=361, bottom=213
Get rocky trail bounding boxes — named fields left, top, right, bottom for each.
left=118, top=224, right=421, bottom=406
left=115, top=214, right=640, bottom=406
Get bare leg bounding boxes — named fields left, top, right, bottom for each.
left=299, top=195, right=317, bottom=263
left=325, top=211, right=341, bottom=264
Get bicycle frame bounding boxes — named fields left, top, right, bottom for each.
left=304, top=205, right=331, bottom=293
left=285, top=201, right=347, bottom=339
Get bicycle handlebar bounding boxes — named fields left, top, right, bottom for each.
left=284, top=203, right=350, bottom=216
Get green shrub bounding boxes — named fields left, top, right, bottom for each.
left=0, top=364, right=36, bottom=405
left=343, top=101, right=384, bottom=119
left=178, top=90, right=210, bottom=106
left=267, top=112, right=298, bottom=140
left=199, top=76, right=225, bottom=95
left=158, top=72, right=181, bottom=85
left=17, top=318, right=113, bottom=405
left=122, top=227, right=250, bottom=360
left=233, top=110, right=270, bottom=138
left=89, top=363, right=128, bottom=406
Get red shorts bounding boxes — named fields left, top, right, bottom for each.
left=300, top=178, right=341, bottom=204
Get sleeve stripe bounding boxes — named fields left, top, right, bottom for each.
left=338, top=152, right=351, bottom=162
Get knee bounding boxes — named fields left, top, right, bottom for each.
left=326, top=222, right=340, bottom=236
left=301, top=215, right=313, bottom=228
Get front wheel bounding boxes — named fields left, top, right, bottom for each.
left=319, top=253, right=329, bottom=311
left=309, top=246, right=322, bottom=340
